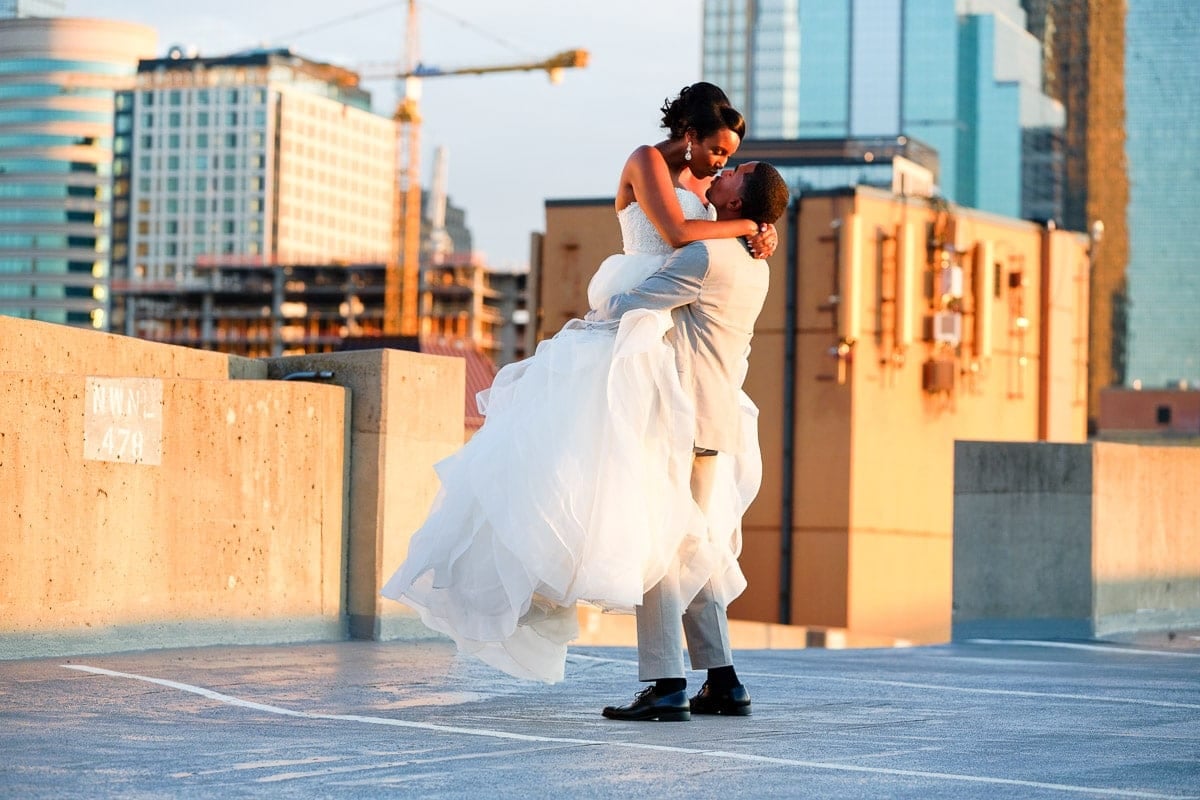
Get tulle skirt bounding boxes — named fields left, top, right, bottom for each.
left=381, top=307, right=757, bottom=683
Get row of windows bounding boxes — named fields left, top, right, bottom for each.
left=124, top=109, right=269, bottom=130
left=126, top=195, right=264, bottom=215
left=135, top=217, right=262, bottom=236
left=0, top=134, right=112, bottom=149
left=132, top=237, right=263, bottom=261
left=117, top=130, right=268, bottom=151
left=134, top=153, right=268, bottom=171
left=0, top=208, right=98, bottom=223
left=0, top=233, right=96, bottom=248
left=0, top=85, right=112, bottom=101
left=0, top=109, right=111, bottom=124
left=130, top=175, right=265, bottom=193
left=0, top=59, right=132, bottom=76
left=0, top=159, right=109, bottom=175
left=0, top=183, right=106, bottom=199
left=138, top=88, right=268, bottom=107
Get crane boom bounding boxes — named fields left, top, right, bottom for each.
left=393, top=49, right=589, bottom=80
left=380, top=2, right=588, bottom=337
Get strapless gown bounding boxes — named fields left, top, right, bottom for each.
left=381, top=188, right=759, bottom=683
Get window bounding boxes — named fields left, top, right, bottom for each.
left=225, top=132, right=237, bottom=147
left=197, top=111, right=209, bottom=126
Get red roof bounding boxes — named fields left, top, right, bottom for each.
left=419, top=338, right=497, bottom=432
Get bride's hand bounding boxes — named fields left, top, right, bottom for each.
left=747, top=223, right=778, bottom=259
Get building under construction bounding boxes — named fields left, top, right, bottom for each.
left=116, top=255, right=530, bottom=365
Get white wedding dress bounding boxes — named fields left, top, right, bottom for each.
left=381, top=188, right=760, bottom=683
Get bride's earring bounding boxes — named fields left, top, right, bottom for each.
left=685, top=140, right=692, bottom=161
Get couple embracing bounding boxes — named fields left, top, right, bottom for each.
left=382, top=82, right=790, bottom=721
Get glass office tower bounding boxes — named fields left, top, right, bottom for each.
left=0, top=17, right=154, bottom=328
left=702, top=0, right=1063, bottom=221
left=0, top=0, right=65, bottom=18
left=1124, top=0, right=1200, bottom=387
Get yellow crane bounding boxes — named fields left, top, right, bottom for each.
left=370, top=0, right=588, bottom=337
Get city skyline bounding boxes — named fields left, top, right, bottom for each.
left=69, top=0, right=706, bottom=271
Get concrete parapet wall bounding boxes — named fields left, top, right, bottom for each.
left=0, top=370, right=348, bottom=658
left=263, top=350, right=465, bottom=641
left=0, top=316, right=264, bottom=380
left=952, top=441, right=1200, bottom=639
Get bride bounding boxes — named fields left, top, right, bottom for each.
left=381, top=83, right=776, bottom=683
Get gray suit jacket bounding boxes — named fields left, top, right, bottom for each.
left=592, top=237, right=769, bottom=454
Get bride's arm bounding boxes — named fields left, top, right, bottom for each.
left=624, top=146, right=758, bottom=247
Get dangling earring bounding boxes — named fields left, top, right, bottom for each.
left=684, top=140, right=692, bottom=162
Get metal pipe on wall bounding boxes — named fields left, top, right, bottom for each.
left=779, top=199, right=800, bottom=625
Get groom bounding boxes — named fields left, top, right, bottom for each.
left=587, top=161, right=790, bottom=721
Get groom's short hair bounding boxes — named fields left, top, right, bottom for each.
left=739, top=162, right=790, bottom=225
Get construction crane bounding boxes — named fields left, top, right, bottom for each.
left=376, top=0, right=589, bottom=337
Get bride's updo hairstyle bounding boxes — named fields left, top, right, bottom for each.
left=660, top=82, right=746, bottom=141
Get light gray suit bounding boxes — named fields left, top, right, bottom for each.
left=592, top=236, right=769, bottom=680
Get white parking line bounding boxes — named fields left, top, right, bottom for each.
left=569, top=653, right=1200, bottom=711
left=63, top=664, right=1196, bottom=800
left=966, top=640, right=1200, bottom=658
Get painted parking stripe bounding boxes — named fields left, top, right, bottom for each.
left=63, top=664, right=1194, bottom=800
left=966, top=639, right=1200, bottom=658
left=569, top=654, right=1200, bottom=711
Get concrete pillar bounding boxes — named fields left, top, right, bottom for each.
left=263, top=349, right=465, bottom=640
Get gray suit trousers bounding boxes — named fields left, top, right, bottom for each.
left=635, top=454, right=734, bottom=680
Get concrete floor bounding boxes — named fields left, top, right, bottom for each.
left=2, top=636, right=1198, bottom=798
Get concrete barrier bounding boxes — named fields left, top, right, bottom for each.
left=0, top=370, right=348, bottom=658
left=0, top=316, right=264, bottom=380
left=952, top=440, right=1200, bottom=639
left=262, top=350, right=465, bottom=641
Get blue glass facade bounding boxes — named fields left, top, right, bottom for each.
left=902, top=0, right=959, bottom=201
left=1124, top=0, right=1200, bottom=386
left=956, top=15, right=1022, bottom=218
left=0, top=19, right=153, bottom=329
left=797, top=1, right=850, bottom=137
left=702, top=0, right=1061, bottom=222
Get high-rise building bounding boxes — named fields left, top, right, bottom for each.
left=0, top=0, right=65, bottom=18
left=1122, top=0, right=1199, bottom=388
left=702, top=0, right=1064, bottom=221
left=0, top=17, right=155, bottom=329
left=110, top=47, right=397, bottom=336
left=1021, top=0, right=1129, bottom=425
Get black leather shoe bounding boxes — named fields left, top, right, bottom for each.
left=690, top=681, right=752, bottom=716
left=602, top=686, right=691, bottom=721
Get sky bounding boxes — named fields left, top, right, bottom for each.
left=69, top=0, right=705, bottom=270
